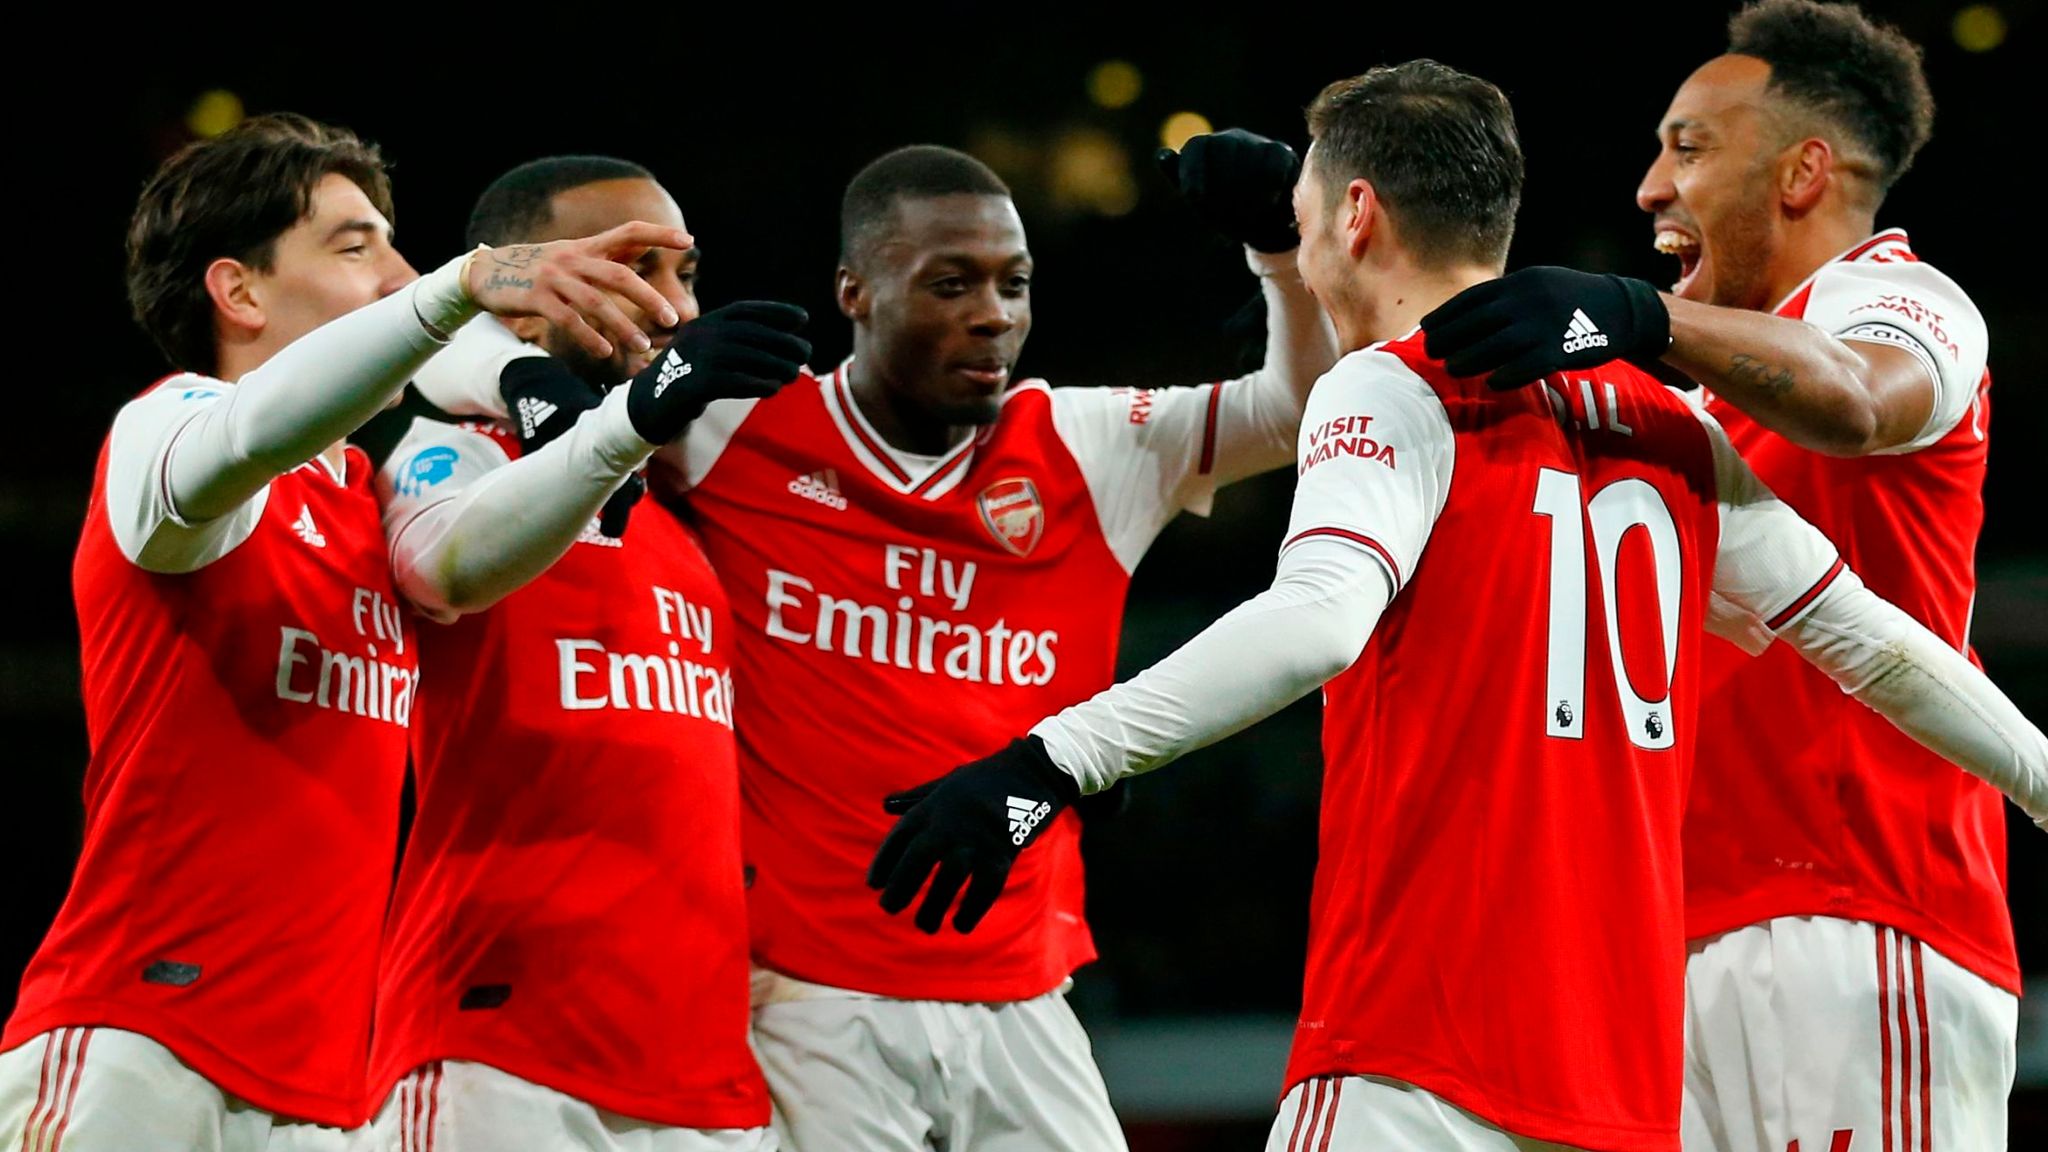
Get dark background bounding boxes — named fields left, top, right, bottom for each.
left=5, top=3, right=2040, bottom=1145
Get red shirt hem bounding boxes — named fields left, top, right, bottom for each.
left=4, top=999, right=363, bottom=1128
left=1685, top=891, right=2020, bottom=995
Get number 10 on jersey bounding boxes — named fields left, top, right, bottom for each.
left=1532, top=468, right=1683, bottom=751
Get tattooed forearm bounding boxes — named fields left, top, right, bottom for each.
left=1728, top=353, right=1797, bottom=398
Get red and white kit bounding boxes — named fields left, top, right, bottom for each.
left=1033, top=331, right=2045, bottom=1152
left=2, top=260, right=475, bottom=1150
left=1686, top=231, right=2016, bottom=1152
left=649, top=246, right=1331, bottom=1152
left=365, top=371, right=772, bottom=1150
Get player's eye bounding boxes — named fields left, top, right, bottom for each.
left=930, top=277, right=967, bottom=297
left=1002, top=275, right=1030, bottom=296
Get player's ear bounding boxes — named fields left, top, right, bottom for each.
left=1344, top=177, right=1378, bottom=259
left=837, top=266, right=869, bottom=323
left=204, top=257, right=264, bottom=340
left=1781, top=137, right=1831, bottom=214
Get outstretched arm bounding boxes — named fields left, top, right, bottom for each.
left=1700, top=409, right=2045, bottom=825
left=870, top=349, right=1451, bottom=933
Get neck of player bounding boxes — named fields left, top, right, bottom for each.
left=846, top=358, right=977, bottom=457
left=1344, top=264, right=1498, bottom=354
left=1763, top=209, right=1881, bottom=311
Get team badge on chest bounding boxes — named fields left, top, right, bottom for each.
left=977, top=477, right=1043, bottom=557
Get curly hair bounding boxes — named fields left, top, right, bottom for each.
left=1728, top=0, right=1935, bottom=195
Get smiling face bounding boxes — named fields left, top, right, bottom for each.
left=842, top=193, right=1032, bottom=426
left=1637, top=55, right=1788, bottom=310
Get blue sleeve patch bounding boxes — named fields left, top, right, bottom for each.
left=179, top=387, right=222, bottom=401
left=395, top=445, right=462, bottom=496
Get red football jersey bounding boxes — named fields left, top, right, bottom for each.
left=1688, top=231, right=2013, bottom=992
left=368, top=420, right=767, bottom=1128
left=7, top=377, right=416, bottom=1126
left=1280, top=335, right=1739, bottom=1152
left=671, top=360, right=1283, bottom=1001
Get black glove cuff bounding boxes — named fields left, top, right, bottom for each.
left=498, top=354, right=584, bottom=405
left=1016, top=736, right=1083, bottom=807
left=1615, top=276, right=1673, bottom=362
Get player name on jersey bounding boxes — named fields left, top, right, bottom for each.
left=762, top=544, right=1059, bottom=687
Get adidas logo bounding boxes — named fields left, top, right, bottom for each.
left=1007, top=795, right=1053, bottom=846
left=292, top=505, right=326, bottom=548
left=787, top=468, right=848, bottom=511
left=653, top=350, right=692, bottom=396
left=1562, top=309, right=1609, bottom=354
left=516, top=395, right=558, bottom=439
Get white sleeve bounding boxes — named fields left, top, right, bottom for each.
left=406, top=312, right=542, bottom=420
left=1049, top=247, right=1337, bottom=573
left=1032, top=537, right=1391, bottom=794
left=1698, top=405, right=2045, bottom=827
left=104, top=253, right=477, bottom=574
left=379, top=388, right=653, bottom=621
left=1276, top=349, right=1455, bottom=595
left=1696, top=408, right=1846, bottom=655
left=1783, top=572, right=2047, bottom=828
left=1029, top=351, right=1454, bottom=794
left=653, top=396, right=761, bottom=492
left=102, top=378, right=271, bottom=572
left=416, top=316, right=767, bottom=496
left=1800, top=260, right=1987, bottom=453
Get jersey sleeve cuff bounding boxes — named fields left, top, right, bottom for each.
left=1281, top=526, right=1403, bottom=597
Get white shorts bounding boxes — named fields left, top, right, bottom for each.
left=1265, top=1075, right=1588, bottom=1151
left=0, top=1027, right=367, bottom=1152
left=748, top=970, right=1126, bottom=1152
left=1682, top=916, right=2017, bottom=1152
left=370, top=1061, right=776, bottom=1152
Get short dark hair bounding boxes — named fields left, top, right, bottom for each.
left=840, top=146, right=1011, bottom=269
left=1728, top=0, right=1934, bottom=197
left=465, top=155, right=654, bottom=248
left=126, top=113, right=393, bottom=377
left=1305, top=60, right=1523, bottom=268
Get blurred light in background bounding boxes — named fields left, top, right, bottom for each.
left=1159, top=111, right=1213, bottom=153
left=1953, top=4, right=2007, bottom=52
left=185, top=90, right=245, bottom=139
left=1088, top=60, right=1144, bottom=110
left=1049, top=127, right=1138, bottom=217
left=967, top=125, right=1040, bottom=188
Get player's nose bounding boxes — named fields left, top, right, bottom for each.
left=379, top=249, right=420, bottom=298
left=965, top=287, right=1018, bottom=337
left=1637, top=151, right=1677, bottom=215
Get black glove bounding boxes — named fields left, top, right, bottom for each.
left=1420, top=267, right=1671, bottom=390
left=499, top=356, right=644, bottom=538
left=867, top=736, right=1080, bottom=934
left=1156, top=128, right=1301, bottom=254
left=626, top=301, right=811, bottom=446
left=1075, top=778, right=1131, bottom=824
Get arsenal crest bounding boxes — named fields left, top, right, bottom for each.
left=977, top=477, right=1043, bottom=557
